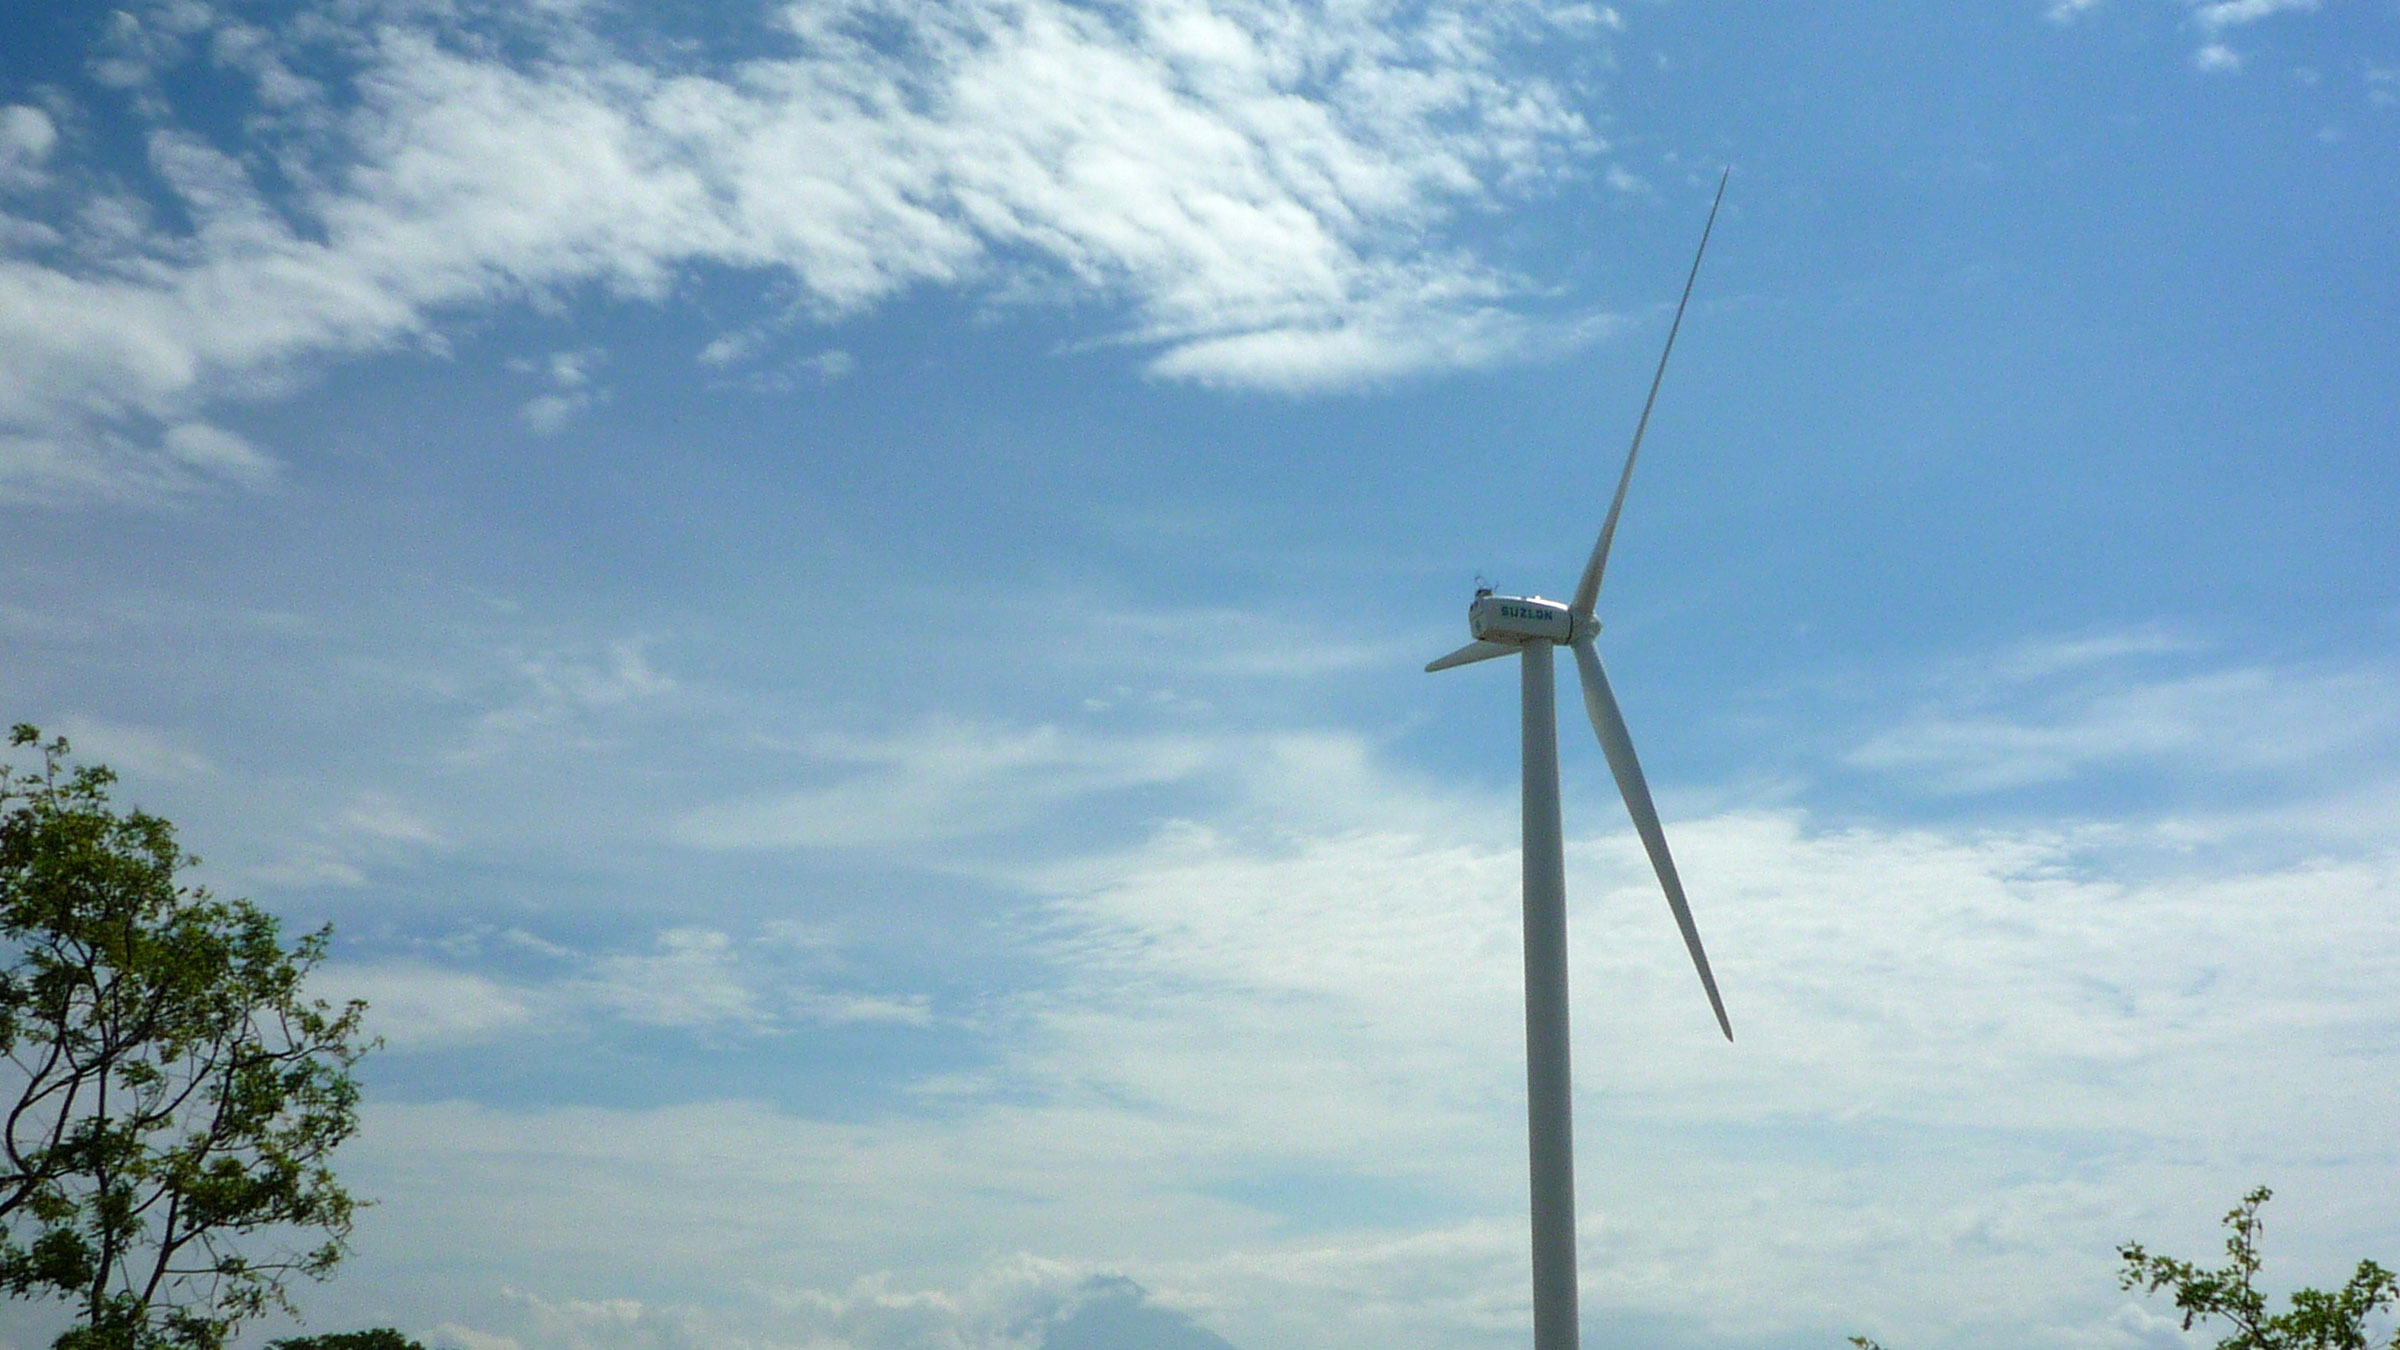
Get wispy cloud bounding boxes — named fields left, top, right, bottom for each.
left=514, top=348, right=607, bottom=435
left=80, top=609, right=2376, bottom=1350
left=2189, top=0, right=2318, bottom=31
left=351, top=686, right=2399, bottom=1350
left=582, top=926, right=934, bottom=1031
left=2043, top=0, right=2327, bottom=70
left=50, top=714, right=217, bottom=780
left=328, top=737, right=2400, bottom=1350
left=674, top=718, right=1222, bottom=849
left=1847, top=633, right=2399, bottom=796
left=320, top=922, right=932, bottom=1050
left=339, top=792, right=444, bottom=846
left=2186, top=0, right=2320, bottom=71
left=314, top=964, right=535, bottom=1049
left=0, top=105, right=58, bottom=193
left=1985, top=627, right=2204, bottom=681
left=1, top=0, right=1606, bottom=498
left=452, top=638, right=679, bottom=763
left=246, top=790, right=450, bottom=890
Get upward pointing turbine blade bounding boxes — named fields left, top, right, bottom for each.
left=1570, top=637, right=1733, bottom=1041
left=1571, top=168, right=1731, bottom=619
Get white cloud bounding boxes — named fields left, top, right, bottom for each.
left=350, top=672, right=2400, bottom=1348
left=515, top=348, right=606, bottom=433
left=981, top=589, right=1418, bottom=684
left=453, top=639, right=679, bottom=762
left=696, top=329, right=766, bottom=368
left=584, top=928, right=777, bottom=1031
left=544, top=351, right=597, bottom=388
left=233, top=788, right=449, bottom=894
left=50, top=714, right=216, bottom=780
left=1144, top=274, right=1551, bottom=390
left=0, top=105, right=58, bottom=191
left=2047, top=0, right=2326, bottom=68
left=311, top=758, right=2400, bottom=1350
left=107, top=616, right=2392, bottom=1350
left=1, top=0, right=1605, bottom=498
left=315, top=963, right=535, bottom=1049
left=700, top=336, right=856, bottom=391
left=1848, top=643, right=2400, bottom=794
left=341, top=792, right=445, bottom=845
left=673, top=718, right=1221, bottom=849
left=520, top=393, right=584, bottom=434
left=249, top=846, right=370, bottom=889
left=787, top=988, right=935, bottom=1025
left=1986, top=627, right=2203, bottom=681
left=431, top=1260, right=1144, bottom=1350
left=318, top=923, right=934, bottom=1050
left=2184, top=0, right=2318, bottom=71
left=2190, top=0, right=2318, bottom=30
left=1, top=422, right=282, bottom=504
left=160, top=420, right=277, bottom=485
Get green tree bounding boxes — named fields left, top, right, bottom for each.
left=0, top=726, right=374, bottom=1350
left=266, top=1332, right=425, bottom=1350
left=1852, top=1186, right=2398, bottom=1350
left=2120, top=1188, right=2398, bottom=1350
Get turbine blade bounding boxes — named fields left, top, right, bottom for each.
left=1425, top=640, right=1517, bottom=673
left=1570, top=638, right=1733, bottom=1040
left=1571, top=167, right=1730, bottom=619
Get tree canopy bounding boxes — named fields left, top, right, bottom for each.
left=267, top=1331, right=426, bottom=1350
left=1853, top=1187, right=2398, bottom=1350
left=2119, top=1188, right=2398, bottom=1350
left=0, top=726, right=374, bottom=1349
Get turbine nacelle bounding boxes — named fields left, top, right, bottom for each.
left=1468, top=593, right=1591, bottom=645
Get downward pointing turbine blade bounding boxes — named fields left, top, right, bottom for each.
left=1570, top=638, right=1733, bottom=1041
left=1426, top=640, right=1517, bottom=673
left=1571, top=167, right=1731, bottom=619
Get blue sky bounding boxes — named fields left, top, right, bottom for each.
left=2, top=0, right=2396, bottom=1347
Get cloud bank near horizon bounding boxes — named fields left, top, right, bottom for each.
left=271, top=625, right=2400, bottom=1350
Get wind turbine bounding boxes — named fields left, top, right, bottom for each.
left=1424, top=169, right=1732, bottom=1350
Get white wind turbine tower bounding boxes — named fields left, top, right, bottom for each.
left=1424, top=170, right=1733, bottom=1350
